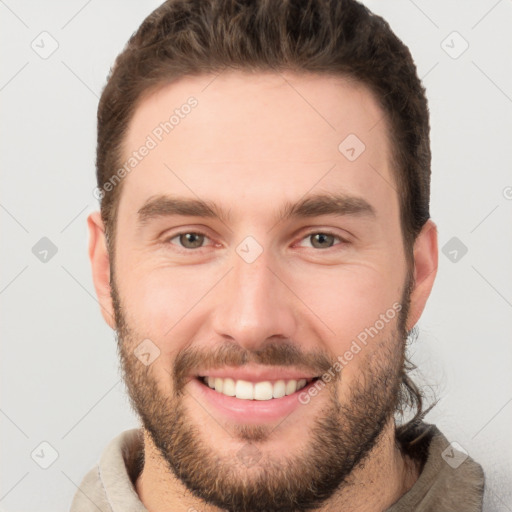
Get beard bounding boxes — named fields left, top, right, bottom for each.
left=112, top=271, right=413, bottom=512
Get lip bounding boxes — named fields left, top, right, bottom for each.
left=193, top=364, right=319, bottom=383
left=189, top=375, right=319, bottom=424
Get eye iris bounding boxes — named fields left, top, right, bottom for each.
left=176, top=233, right=336, bottom=249
left=311, top=233, right=334, bottom=249
left=180, top=233, right=204, bottom=248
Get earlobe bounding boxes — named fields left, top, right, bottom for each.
left=405, top=219, right=438, bottom=332
left=87, top=211, right=116, bottom=329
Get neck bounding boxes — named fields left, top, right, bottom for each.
left=135, top=418, right=420, bottom=512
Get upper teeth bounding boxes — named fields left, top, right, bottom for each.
left=203, top=376, right=309, bottom=400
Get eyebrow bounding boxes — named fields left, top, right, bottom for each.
left=137, top=192, right=376, bottom=228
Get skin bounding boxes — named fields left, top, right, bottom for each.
left=88, top=71, right=438, bottom=511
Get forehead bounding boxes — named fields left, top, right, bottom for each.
left=119, top=71, right=397, bottom=223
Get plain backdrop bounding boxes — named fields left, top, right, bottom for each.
left=1, top=1, right=511, bottom=510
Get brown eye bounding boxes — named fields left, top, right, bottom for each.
left=308, top=233, right=338, bottom=249
left=173, top=232, right=206, bottom=249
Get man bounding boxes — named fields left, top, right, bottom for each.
left=71, top=0, right=485, bottom=510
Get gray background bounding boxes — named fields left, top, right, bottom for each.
left=1, top=1, right=511, bottom=510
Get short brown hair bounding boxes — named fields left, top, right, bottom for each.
left=96, top=0, right=433, bottom=441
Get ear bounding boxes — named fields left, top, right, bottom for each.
left=87, top=211, right=116, bottom=329
left=406, top=219, right=438, bottom=331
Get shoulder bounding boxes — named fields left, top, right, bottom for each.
left=389, top=422, right=485, bottom=512
left=69, top=428, right=146, bottom=512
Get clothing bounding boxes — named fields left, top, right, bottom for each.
left=386, top=422, right=485, bottom=511
left=69, top=422, right=485, bottom=511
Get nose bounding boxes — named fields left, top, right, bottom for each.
left=211, top=245, right=298, bottom=351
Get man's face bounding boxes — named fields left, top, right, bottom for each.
left=109, top=72, right=414, bottom=511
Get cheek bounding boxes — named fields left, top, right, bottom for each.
left=117, top=263, right=218, bottom=350
left=288, top=263, right=403, bottom=354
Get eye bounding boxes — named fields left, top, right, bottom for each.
left=168, top=232, right=210, bottom=249
left=164, top=230, right=346, bottom=252
left=297, top=232, right=345, bottom=249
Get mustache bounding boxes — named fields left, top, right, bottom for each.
left=173, top=340, right=337, bottom=393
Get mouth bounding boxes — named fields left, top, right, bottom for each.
left=196, top=375, right=320, bottom=400
left=190, top=370, right=324, bottom=424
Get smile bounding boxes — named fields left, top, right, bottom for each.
left=198, top=376, right=317, bottom=400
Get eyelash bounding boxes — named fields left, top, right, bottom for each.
left=164, top=230, right=348, bottom=252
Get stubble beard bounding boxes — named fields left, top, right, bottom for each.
left=112, top=273, right=412, bottom=512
